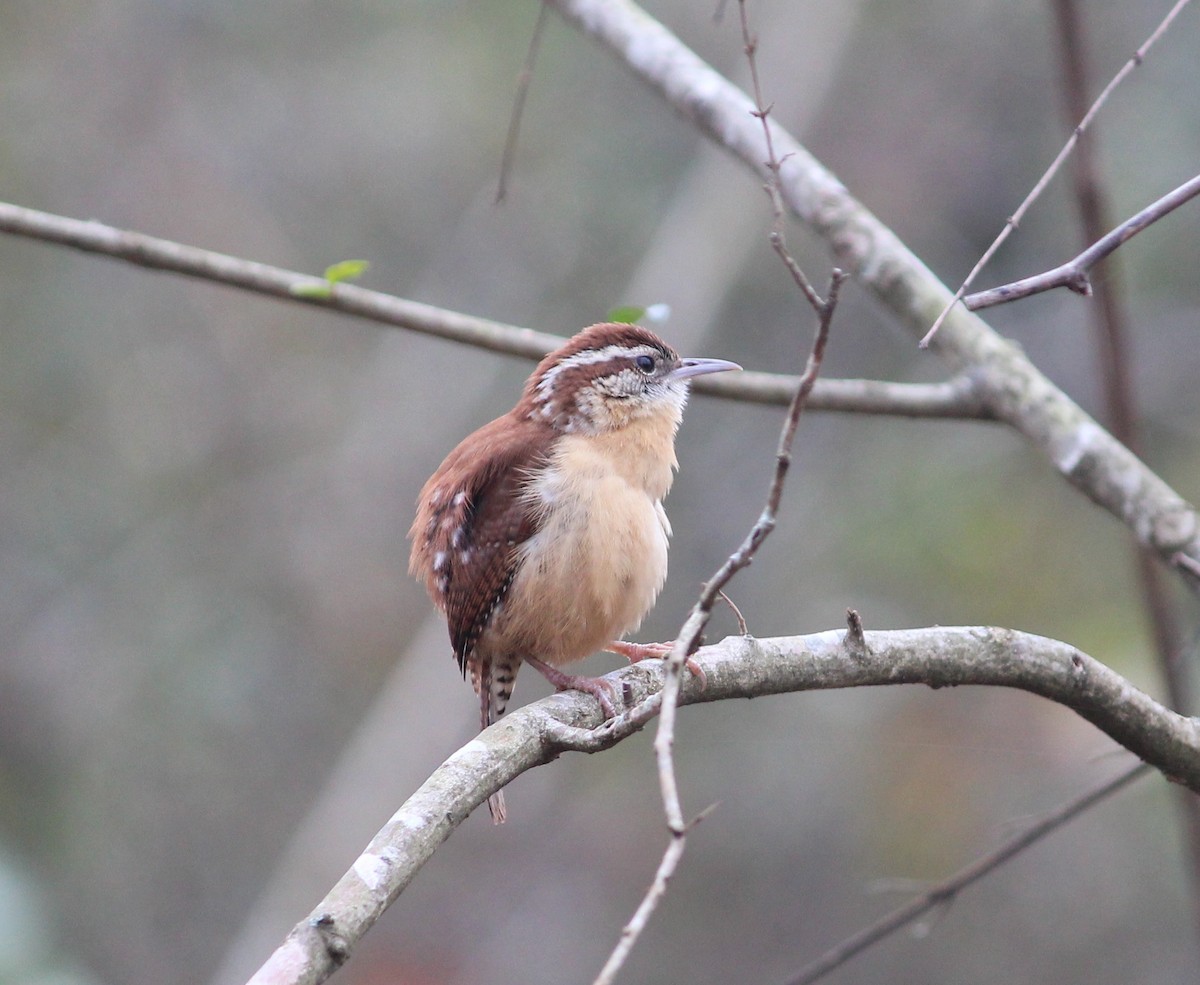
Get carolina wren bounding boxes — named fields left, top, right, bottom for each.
left=409, top=322, right=739, bottom=820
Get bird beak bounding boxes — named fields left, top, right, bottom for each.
left=668, top=357, right=742, bottom=382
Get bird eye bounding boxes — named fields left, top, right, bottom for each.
left=634, top=354, right=656, bottom=373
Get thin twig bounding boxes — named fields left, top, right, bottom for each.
left=0, top=201, right=991, bottom=420
left=739, top=4, right=823, bottom=312
left=842, top=608, right=868, bottom=661
left=593, top=271, right=843, bottom=985
left=962, top=173, right=1200, bottom=310
left=1176, top=553, right=1200, bottom=579
left=595, top=836, right=686, bottom=984
left=784, top=763, right=1151, bottom=985
left=718, top=590, right=748, bottom=635
left=920, top=0, right=1194, bottom=346
left=496, top=2, right=551, bottom=203
left=592, top=7, right=842, bottom=978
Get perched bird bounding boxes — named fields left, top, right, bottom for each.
left=409, top=322, right=739, bottom=820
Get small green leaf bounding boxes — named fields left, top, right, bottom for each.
left=323, top=259, right=370, bottom=284
left=290, top=259, right=370, bottom=300
left=606, top=305, right=646, bottom=324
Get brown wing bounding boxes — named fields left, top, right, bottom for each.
left=408, top=413, right=549, bottom=675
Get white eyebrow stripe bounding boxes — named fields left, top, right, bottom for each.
left=535, top=344, right=660, bottom=403
left=555, top=343, right=649, bottom=369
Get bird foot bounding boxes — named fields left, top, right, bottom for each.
left=607, top=640, right=707, bottom=691
left=525, top=655, right=621, bottom=718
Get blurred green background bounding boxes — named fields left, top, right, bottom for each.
left=1, top=1, right=1198, bottom=983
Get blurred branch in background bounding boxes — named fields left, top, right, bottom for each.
left=785, top=761, right=1152, bottom=985
left=1048, top=0, right=1200, bottom=941
left=495, top=2, right=551, bottom=204
left=247, top=627, right=1198, bottom=985
left=0, top=201, right=986, bottom=420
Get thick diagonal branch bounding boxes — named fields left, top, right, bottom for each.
left=545, top=0, right=1200, bottom=591
left=245, top=627, right=1200, bottom=984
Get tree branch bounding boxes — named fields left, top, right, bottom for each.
left=785, top=761, right=1152, bottom=985
left=545, top=0, right=1200, bottom=593
left=495, top=1, right=552, bottom=203
left=963, top=173, right=1200, bottom=310
left=245, top=627, right=1200, bottom=984
left=0, top=199, right=989, bottom=420
left=922, top=0, right=1195, bottom=342
left=0, top=201, right=562, bottom=359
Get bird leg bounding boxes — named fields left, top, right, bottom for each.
left=606, top=640, right=707, bottom=691
left=524, top=655, right=621, bottom=718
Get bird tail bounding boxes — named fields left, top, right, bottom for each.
left=473, top=656, right=520, bottom=824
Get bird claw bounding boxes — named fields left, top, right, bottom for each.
left=607, top=639, right=672, bottom=662
left=525, top=640, right=709, bottom=720
left=607, top=640, right=707, bottom=691
left=525, top=655, right=622, bottom=718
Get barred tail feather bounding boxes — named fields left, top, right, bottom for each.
left=472, top=655, right=520, bottom=824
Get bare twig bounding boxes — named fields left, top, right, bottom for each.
left=784, top=762, right=1152, bottom=985
left=717, top=590, right=748, bottom=635
left=739, top=3, right=823, bottom=312
left=1177, top=553, right=1200, bottom=579
left=591, top=9, right=843, bottom=977
left=919, top=0, right=1194, bottom=346
left=962, top=173, right=1200, bottom=310
left=0, top=200, right=991, bottom=420
left=0, top=201, right=563, bottom=357
left=593, top=268, right=844, bottom=985
left=496, top=1, right=551, bottom=202
left=590, top=822, right=685, bottom=985
left=699, top=371, right=990, bottom=418
left=842, top=608, right=868, bottom=660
